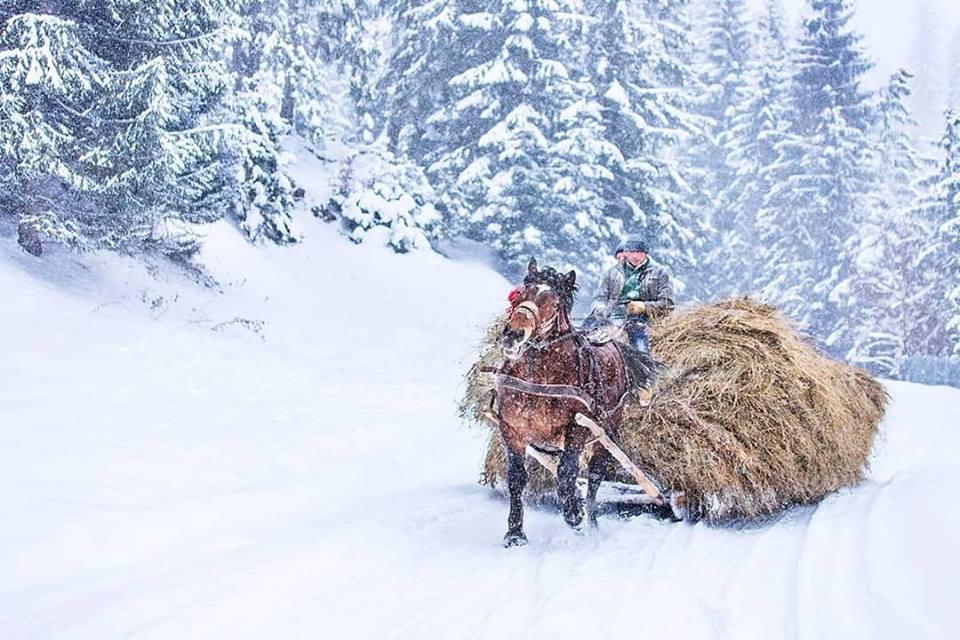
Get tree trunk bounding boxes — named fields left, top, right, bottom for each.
left=18, top=219, right=42, bottom=257
left=18, top=177, right=43, bottom=257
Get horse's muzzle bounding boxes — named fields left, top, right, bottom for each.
left=501, top=326, right=530, bottom=361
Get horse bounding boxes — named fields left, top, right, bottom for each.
left=494, top=258, right=657, bottom=546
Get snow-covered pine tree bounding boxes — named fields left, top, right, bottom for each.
left=942, top=114, right=960, bottom=356
left=83, top=0, right=238, bottom=254
left=226, top=0, right=300, bottom=244
left=379, top=0, right=463, bottom=160
left=718, top=0, right=792, bottom=295
left=912, top=111, right=960, bottom=358
left=0, top=3, right=112, bottom=255
left=630, top=0, right=710, bottom=292
left=845, top=69, right=927, bottom=376
left=306, top=0, right=371, bottom=143
left=227, top=84, right=300, bottom=244
left=758, top=0, right=874, bottom=352
left=326, top=143, right=441, bottom=252
left=548, top=75, right=620, bottom=283
left=383, top=1, right=589, bottom=275
left=577, top=0, right=705, bottom=289
left=687, top=0, right=752, bottom=296
left=341, top=0, right=384, bottom=144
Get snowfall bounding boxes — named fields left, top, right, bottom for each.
left=2, top=211, right=959, bottom=639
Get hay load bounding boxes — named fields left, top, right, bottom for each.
left=463, top=299, right=888, bottom=523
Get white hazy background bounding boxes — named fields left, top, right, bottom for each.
left=749, top=0, right=960, bottom=138
left=761, top=0, right=960, bottom=81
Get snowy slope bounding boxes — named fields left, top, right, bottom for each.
left=1, top=218, right=958, bottom=640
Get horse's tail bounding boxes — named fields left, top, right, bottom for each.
left=616, top=342, right=661, bottom=390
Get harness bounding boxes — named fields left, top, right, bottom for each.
left=492, top=297, right=630, bottom=424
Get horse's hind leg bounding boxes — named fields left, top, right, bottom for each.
left=504, top=446, right=529, bottom=547
left=586, top=444, right=612, bottom=529
left=558, top=424, right=587, bottom=530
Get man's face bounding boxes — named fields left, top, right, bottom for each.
left=619, top=251, right=647, bottom=267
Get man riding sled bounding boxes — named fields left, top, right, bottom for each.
left=583, top=235, right=675, bottom=353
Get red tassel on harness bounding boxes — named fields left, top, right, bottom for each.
left=508, top=286, right=522, bottom=304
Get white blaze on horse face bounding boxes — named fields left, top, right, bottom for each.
left=503, top=299, right=539, bottom=360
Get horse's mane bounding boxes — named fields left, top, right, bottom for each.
left=523, top=266, right=577, bottom=313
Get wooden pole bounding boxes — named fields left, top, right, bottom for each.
left=524, top=445, right=559, bottom=476
left=575, top=413, right=666, bottom=505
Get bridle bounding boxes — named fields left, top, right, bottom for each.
left=495, top=286, right=632, bottom=423
left=509, top=292, right=563, bottom=345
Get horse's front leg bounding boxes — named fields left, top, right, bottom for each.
left=586, top=442, right=613, bottom=529
left=557, top=422, right=588, bottom=530
left=504, top=443, right=529, bottom=547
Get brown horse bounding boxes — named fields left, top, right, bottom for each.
left=494, top=258, right=656, bottom=546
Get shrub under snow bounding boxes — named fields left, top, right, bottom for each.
left=325, top=147, right=440, bottom=253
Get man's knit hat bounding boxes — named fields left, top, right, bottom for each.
left=616, top=235, right=649, bottom=255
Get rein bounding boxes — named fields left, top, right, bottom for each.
left=496, top=373, right=595, bottom=412
left=495, top=286, right=629, bottom=422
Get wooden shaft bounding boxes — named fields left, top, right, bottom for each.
left=575, top=413, right=665, bottom=504
left=524, top=445, right=559, bottom=476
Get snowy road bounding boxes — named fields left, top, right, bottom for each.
left=1, top=222, right=958, bottom=639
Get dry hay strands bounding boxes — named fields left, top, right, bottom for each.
left=457, top=313, right=508, bottom=428
left=620, top=298, right=888, bottom=522
left=467, top=299, right=888, bottom=522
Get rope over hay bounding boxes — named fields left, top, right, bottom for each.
left=461, top=299, right=888, bottom=523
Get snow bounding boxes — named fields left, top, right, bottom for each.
left=1, top=218, right=959, bottom=639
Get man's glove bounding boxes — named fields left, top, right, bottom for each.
left=625, top=301, right=647, bottom=316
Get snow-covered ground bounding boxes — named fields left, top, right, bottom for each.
left=1, top=216, right=958, bottom=639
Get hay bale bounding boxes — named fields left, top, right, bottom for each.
left=457, top=313, right=506, bottom=427
left=462, top=299, right=888, bottom=522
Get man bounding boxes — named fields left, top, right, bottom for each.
left=584, top=235, right=675, bottom=352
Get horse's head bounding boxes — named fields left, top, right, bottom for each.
left=501, top=258, right=577, bottom=361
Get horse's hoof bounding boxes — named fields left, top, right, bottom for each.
left=562, top=504, right=584, bottom=530
left=503, top=531, right=528, bottom=547
left=563, top=512, right=584, bottom=531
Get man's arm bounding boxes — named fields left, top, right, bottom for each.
left=590, top=269, right=615, bottom=317
left=643, top=269, right=675, bottom=316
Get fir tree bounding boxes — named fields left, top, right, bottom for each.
left=846, top=70, right=927, bottom=376
left=326, top=143, right=441, bottom=253
left=913, top=111, right=960, bottom=357
left=227, top=0, right=300, bottom=243
left=758, top=0, right=874, bottom=352
left=687, top=0, right=753, bottom=296
left=384, top=1, right=590, bottom=275
left=581, top=0, right=706, bottom=288
left=85, top=0, right=239, bottom=250
left=0, top=3, right=111, bottom=254
left=719, top=0, right=792, bottom=294
left=379, top=0, right=464, bottom=160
